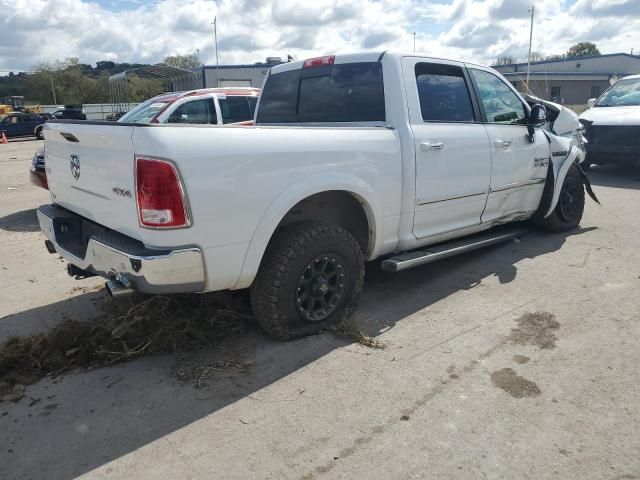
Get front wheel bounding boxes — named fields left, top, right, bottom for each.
left=533, top=163, right=585, bottom=232
left=250, top=223, right=364, bottom=340
left=35, top=127, right=43, bottom=140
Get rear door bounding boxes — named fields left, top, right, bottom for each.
left=467, top=66, right=549, bottom=222
left=402, top=57, right=492, bottom=239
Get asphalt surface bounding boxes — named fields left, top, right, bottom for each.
left=1, top=137, right=639, bottom=480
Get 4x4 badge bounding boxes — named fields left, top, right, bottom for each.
left=70, top=154, right=80, bottom=180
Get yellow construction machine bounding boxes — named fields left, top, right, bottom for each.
left=0, top=96, right=42, bottom=117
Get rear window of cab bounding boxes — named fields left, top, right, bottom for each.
left=256, top=62, right=385, bottom=124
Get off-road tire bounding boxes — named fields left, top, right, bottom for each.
left=250, top=223, right=364, bottom=340
left=533, top=163, right=585, bottom=233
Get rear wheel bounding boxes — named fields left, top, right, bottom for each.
left=35, top=127, right=43, bottom=140
left=250, top=223, right=364, bottom=340
left=534, top=163, right=585, bottom=232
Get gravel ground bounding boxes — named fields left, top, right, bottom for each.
left=1, top=137, right=639, bottom=480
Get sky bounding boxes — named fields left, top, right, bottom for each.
left=1, top=0, right=640, bottom=73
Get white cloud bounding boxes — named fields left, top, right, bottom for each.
left=0, top=0, right=639, bottom=73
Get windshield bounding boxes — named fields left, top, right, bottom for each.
left=596, top=78, right=640, bottom=107
left=118, top=99, right=171, bottom=123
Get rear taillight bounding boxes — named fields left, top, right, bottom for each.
left=135, top=156, right=190, bottom=228
left=303, top=55, right=335, bottom=68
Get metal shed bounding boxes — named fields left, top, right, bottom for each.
left=108, top=64, right=200, bottom=115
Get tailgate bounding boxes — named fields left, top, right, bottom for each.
left=45, top=121, right=141, bottom=238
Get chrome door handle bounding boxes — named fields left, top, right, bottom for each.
left=494, top=139, right=512, bottom=149
left=420, top=141, right=444, bottom=151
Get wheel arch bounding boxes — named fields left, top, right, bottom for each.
left=545, top=146, right=579, bottom=218
left=234, top=175, right=383, bottom=289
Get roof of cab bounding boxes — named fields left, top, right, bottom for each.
left=148, top=87, right=261, bottom=104
left=182, top=87, right=261, bottom=97
left=269, top=51, right=491, bottom=75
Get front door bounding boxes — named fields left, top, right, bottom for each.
left=1, top=115, right=19, bottom=137
left=467, top=67, right=549, bottom=222
left=402, top=58, right=492, bottom=239
left=21, top=115, right=39, bottom=136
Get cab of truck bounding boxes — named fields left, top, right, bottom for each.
left=118, top=87, right=260, bottom=125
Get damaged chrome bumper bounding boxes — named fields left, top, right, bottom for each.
left=37, top=204, right=205, bottom=294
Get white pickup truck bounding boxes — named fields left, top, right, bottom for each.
left=38, top=52, right=589, bottom=339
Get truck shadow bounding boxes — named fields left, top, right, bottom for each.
left=0, top=208, right=41, bottom=232
left=0, top=226, right=594, bottom=480
left=587, top=164, right=640, bottom=190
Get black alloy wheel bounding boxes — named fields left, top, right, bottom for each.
left=296, top=254, right=347, bottom=322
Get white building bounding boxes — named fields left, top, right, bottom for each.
left=197, top=57, right=285, bottom=89
left=493, top=53, right=640, bottom=104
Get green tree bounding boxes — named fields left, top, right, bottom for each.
left=493, top=55, right=515, bottom=66
left=164, top=53, right=201, bottom=70
left=567, top=42, right=600, bottom=57
left=127, top=75, right=164, bottom=102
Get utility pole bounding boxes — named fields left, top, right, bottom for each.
left=526, top=5, right=535, bottom=90
left=49, top=70, right=57, bottom=105
left=413, top=32, right=416, bottom=52
left=213, top=16, right=220, bottom=87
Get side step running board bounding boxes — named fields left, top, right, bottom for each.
left=381, top=227, right=528, bottom=273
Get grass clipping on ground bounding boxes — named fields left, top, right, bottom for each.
left=0, top=294, right=250, bottom=398
left=0, top=292, right=385, bottom=401
left=330, top=317, right=386, bottom=350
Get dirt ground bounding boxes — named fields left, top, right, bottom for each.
left=1, top=137, right=639, bottom=480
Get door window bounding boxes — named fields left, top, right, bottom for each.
left=470, top=69, right=527, bottom=124
left=167, top=98, right=216, bottom=124
left=415, top=63, right=475, bottom=122
left=219, top=96, right=252, bottom=124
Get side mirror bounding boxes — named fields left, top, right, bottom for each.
left=587, top=98, right=596, bottom=108
left=529, top=103, right=547, bottom=127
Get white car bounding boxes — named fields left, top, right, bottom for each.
left=579, top=74, right=640, bottom=168
left=39, top=52, right=589, bottom=339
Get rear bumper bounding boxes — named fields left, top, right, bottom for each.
left=37, top=204, right=205, bottom=294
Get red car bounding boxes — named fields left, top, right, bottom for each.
left=30, top=87, right=261, bottom=189
left=118, top=87, right=260, bottom=125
